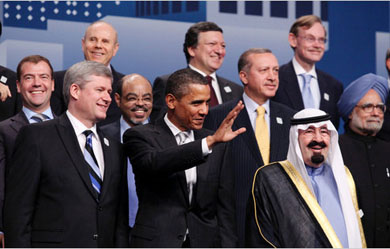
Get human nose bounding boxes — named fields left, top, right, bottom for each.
left=312, top=129, right=323, bottom=141
left=103, top=91, right=112, bottom=103
left=199, top=102, right=208, bottom=115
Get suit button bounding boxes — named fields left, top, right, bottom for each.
left=98, top=206, right=103, bottom=211
left=93, top=234, right=99, bottom=240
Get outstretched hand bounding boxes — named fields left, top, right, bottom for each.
left=206, top=101, right=246, bottom=148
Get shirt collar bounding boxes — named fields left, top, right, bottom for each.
left=23, top=106, right=54, bottom=121
left=164, top=113, right=193, bottom=140
left=243, top=92, right=270, bottom=115
left=66, top=110, right=98, bottom=139
left=188, top=64, right=217, bottom=81
left=292, top=57, right=317, bottom=79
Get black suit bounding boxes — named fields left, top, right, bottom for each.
left=0, top=66, right=21, bottom=122
left=51, top=65, right=124, bottom=126
left=123, top=119, right=237, bottom=247
left=0, top=111, right=29, bottom=232
left=100, top=119, right=121, bottom=142
left=150, top=72, right=243, bottom=122
left=204, top=98, right=296, bottom=247
left=4, top=114, right=128, bottom=247
left=377, top=96, right=390, bottom=141
left=272, top=61, right=343, bottom=129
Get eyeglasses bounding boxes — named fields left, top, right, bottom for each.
left=356, top=103, right=386, bottom=113
left=298, top=35, right=327, bottom=44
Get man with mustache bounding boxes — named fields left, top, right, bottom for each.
left=338, top=73, right=390, bottom=247
left=246, top=108, right=366, bottom=248
left=124, top=68, right=245, bottom=247
left=150, top=21, right=243, bottom=122
left=100, top=73, right=152, bottom=244
left=204, top=48, right=295, bottom=247
left=272, top=15, right=343, bottom=129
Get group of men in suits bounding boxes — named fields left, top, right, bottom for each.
left=1, top=14, right=371, bottom=248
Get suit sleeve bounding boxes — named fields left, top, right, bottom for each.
left=0, top=128, right=5, bottom=232
left=4, top=126, right=41, bottom=247
left=217, top=143, right=238, bottom=247
left=123, top=127, right=206, bottom=176
left=150, top=76, right=167, bottom=122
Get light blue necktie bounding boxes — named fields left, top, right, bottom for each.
left=127, top=159, right=138, bottom=227
left=301, top=73, right=315, bottom=108
left=83, top=130, right=103, bottom=196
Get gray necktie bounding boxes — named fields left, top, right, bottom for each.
left=301, top=73, right=315, bottom=108
left=31, top=113, right=49, bottom=123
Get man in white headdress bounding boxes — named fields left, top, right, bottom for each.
left=245, top=108, right=366, bottom=248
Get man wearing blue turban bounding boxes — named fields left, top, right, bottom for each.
left=338, top=73, right=390, bottom=247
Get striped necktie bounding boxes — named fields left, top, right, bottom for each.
left=83, top=130, right=103, bottom=196
left=31, top=113, right=49, bottom=123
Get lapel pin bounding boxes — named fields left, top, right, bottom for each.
left=324, top=93, right=329, bottom=101
left=224, top=86, right=232, bottom=93
left=104, top=137, right=109, bottom=147
left=276, top=117, right=283, bottom=124
left=0, top=76, right=7, bottom=84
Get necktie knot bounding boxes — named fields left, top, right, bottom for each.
left=300, top=73, right=315, bottom=108
left=205, top=75, right=213, bottom=85
left=31, top=113, right=49, bottom=123
left=177, top=132, right=189, bottom=145
left=256, top=106, right=266, bottom=116
left=83, top=130, right=93, bottom=138
left=301, top=73, right=313, bottom=87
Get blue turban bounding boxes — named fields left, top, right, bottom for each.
left=338, top=73, right=388, bottom=121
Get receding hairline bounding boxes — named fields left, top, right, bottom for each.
left=83, top=21, right=118, bottom=44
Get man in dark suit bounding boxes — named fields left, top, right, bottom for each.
left=124, top=68, right=245, bottom=247
left=204, top=48, right=296, bottom=247
left=0, top=20, right=21, bottom=122
left=0, top=55, right=56, bottom=247
left=101, top=73, right=152, bottom=243
left=272, top=15, right=343, bottom=129
left=377, top=48, right=390, bottom=141
left=51, top=20, right=124, bottom=126
left=151, top=21, right=243, bottom=122
left=4, top=61, right=128, bottom=247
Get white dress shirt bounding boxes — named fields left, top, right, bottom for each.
left=66, top=110, right=105, bottom=179
left=292, top=57, right=321, bottom=109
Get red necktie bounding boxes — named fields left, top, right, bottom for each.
left=205, top=75, right=219, bottom=107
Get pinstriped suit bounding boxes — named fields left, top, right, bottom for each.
left=204, top=98, right=296, bottom=247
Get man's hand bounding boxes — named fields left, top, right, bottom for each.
left=206, top=101, right=246, bottom=149
left=0, top=83, right=11, bottom=102
left=0, top=233, right=4, bottom=248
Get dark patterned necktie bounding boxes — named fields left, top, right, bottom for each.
left=83, top=130, right=103, bottom=196
left=205, top=75, right=219, bottom=107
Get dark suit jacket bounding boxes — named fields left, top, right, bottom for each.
left=50, top=65, right=124, bottom=126
left=377, top=96, right=390, bottom=141
left=123, top=119, right=237, bottom=247
left=203, top=98, right=296, bottom=247
left=150, top=71, right=243, bottom=122
left=0, top=111, right=29, bottom=232
left=272, top=61, right=343, bottom=129
left=100, top=119, right=121, bottom=142
left=0, top=66, right=21, bottom=122
left=4, top=114, right=128, bottom=247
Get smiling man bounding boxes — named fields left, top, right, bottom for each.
left=51, top=21, right=124, bottom=126
left=246, top=108, right=366, bottom=248
left=100, top=73, right=152, bottom=244
left=203, top=48, right=295, bottom=246
left=4, top=61, right=128, bottom=247
left=123, top=68, right=245, bottom=247
left=151, top=21, right=243, bottom=121
left=273, top=15, right=343, bottom=129
left=0, top=55, right=55, bottom=247
left=338, top=73, right=390, bottom=247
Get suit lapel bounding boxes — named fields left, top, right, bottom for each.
left=217, top=75, right=230, bottom=102
left=284, top=61, right=305, bottom=110
left=9, top=112, right=29, bottom=134
left=317, top=70, right=329, bottom=111
left=98, top=131, right=112, bottom=200
left=155, top=119, right=190, bottom=204
left=56, top=114, right=99, bottom=201
left=269, top=101, right=285, bottom=162
left=193, top=129, right=209, bottom=205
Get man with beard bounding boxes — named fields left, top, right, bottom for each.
left=272, top=15, right=343, bottom=129
left=100, top=73, right=152, bottom=243
left=246, top=109, right=366, bottom=248
left=338, top=73, right=390, bottom=247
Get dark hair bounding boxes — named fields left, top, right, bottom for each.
left=16, top=55, right=54, bottom=82
left=238, top=48, right=273, bottom=73
left=165, top=68, right=207, bottom=100
left=183, top=22, right=223, bottom=63
left=386, top=48, right=390, bottom=75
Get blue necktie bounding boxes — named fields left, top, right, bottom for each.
left=31, top=113, right=49, bottom=123
left=127, top=159, right=138, bottom=227
left=83, top=130, right=103, bottom=196
left=301, top=73, right=315, bottom=108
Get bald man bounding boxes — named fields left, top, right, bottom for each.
left=100, top=73, right=152, bottom=243
left=51, top=21, right=124, bottom=126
